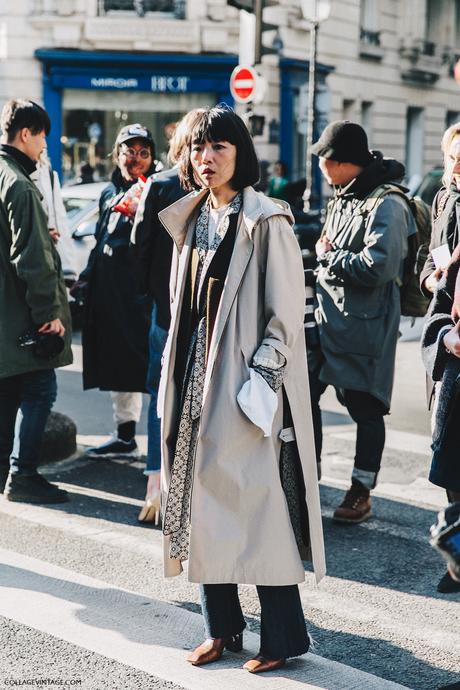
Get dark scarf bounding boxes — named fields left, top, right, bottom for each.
left=0, top=144, right=36, bottom=177
left=439, top=186, right=460, bottom=321
left=174, top=209, right=239, bottom=393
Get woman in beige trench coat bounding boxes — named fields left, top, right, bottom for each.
left=157, top=106, right=326, bottom=674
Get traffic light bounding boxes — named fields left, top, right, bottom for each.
left=228, top=0, right=278, bottom=8
left=228, top=0, right=254, bottom=9
left=247, top=113, right=265, bottom=136
left=229, top=0, right=280, bottom=64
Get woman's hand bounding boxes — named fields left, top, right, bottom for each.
left=424, top=267, right=444, bottom=294
left=443, top=321, right=460, bottom=358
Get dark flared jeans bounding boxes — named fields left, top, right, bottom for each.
left=200, top=583, right=310, bottom=660
left=0, top=369, right=57, bottom=475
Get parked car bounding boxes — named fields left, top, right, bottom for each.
left=61, top=181, right=108, bottom=278
left=411, top=167, right=443, bottom=207
left=61, top=182, right=107, bottom=326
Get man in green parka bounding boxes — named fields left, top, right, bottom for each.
left=311, top=121, right=414, bottom=524
left=0, top=99, right=72, bottom=503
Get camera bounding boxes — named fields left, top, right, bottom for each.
left=18, top=331, right=64, bottom=360
left=430, top=502, right=460, bottom=582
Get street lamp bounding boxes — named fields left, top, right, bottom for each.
left=300, top=0, right=332, bottom=212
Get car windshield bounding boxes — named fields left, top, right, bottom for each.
left=63, top=197, right=94, bottom=218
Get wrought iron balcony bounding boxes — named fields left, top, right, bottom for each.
left=359, top=26, right=384, bottom=60
left=360, top=28, right=381, bottom=46
left=399, top=38, right=443, bottom=84
left=97, top=0, right=186, bottom=18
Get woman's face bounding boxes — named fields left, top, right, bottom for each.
left=118, top=137, right=152, bottom=181
left=447, top=136, right=460, bottom=189
left=190, top=138, right=237, bottom=193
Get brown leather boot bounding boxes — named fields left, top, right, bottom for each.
left=187, top=633, right=243, bottom=666
left=333, top=482, right=372, bottom=523
left=243, top=655, right=286, bottom=673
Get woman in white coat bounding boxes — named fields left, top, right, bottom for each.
left=158, top=106, right=325, bottom=674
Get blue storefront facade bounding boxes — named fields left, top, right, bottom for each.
left=36, top=48, right=330, bottom=203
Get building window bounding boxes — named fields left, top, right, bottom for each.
left=97, top=0, right=186, bottom=19
left=405, top=107, right=424, bottom=184
left=424, top=0, right=441, bottom=56
left=360, top=0, right=380, bottom=45
left=342, top=99, right=355, bottom=121
left=61, top=89, right=210, bottom=183
left=361, top=101, right=373, bottom=144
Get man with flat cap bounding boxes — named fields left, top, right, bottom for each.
left=310, top=120, right=416, bottom=524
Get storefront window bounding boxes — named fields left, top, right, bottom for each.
left=62, top=89, right=213, bottom=184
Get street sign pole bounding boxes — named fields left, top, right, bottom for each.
left=300, top=0, right=332, bottom=212
left=254, top=0, right=263, bottom=65
left=303, top=19, right=318, bottom=212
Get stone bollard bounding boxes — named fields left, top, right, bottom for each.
left=39, top=412, right=77, bottom=465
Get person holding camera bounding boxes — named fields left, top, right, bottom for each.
left=0, top=99, right=72, bottom=504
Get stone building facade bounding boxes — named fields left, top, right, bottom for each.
left=0, top=0, right=459, bottom=190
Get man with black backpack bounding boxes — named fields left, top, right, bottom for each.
left=311, top=120, right=417, bottom=524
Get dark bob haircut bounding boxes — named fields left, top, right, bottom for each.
left=0, top=99, right=51, bottom=142
left=179, top=105, right=260, bottom=192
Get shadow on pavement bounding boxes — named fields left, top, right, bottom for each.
left=318, top=484, right=454, bottom=600
left=41, top=459, right=152, bottom=528
left=171, top=599, right=458, bottom=690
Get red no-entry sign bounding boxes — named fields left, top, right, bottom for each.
left=230, top=65, right=258, bottom=104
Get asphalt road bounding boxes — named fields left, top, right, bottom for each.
left=0, top=330, right=459, bottom=690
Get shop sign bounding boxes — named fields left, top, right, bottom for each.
left=151, top=76, right=190, bottom=93
left=91, top=77, right=139, bottom=89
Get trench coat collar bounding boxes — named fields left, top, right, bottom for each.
left=158, top=185, right=294, bottom=252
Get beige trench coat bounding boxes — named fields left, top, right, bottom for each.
left=158, top=186, right=326, bottom=586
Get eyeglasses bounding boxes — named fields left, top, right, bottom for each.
left=120, top=147, right=151, bottom=159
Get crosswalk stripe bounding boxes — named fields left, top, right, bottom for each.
left=0, top=547, right=410, bottom=690
left=0, top=497, right=163, bottom=560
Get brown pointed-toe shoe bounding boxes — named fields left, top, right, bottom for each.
left=187, top=633, right=243, bottom=666
left=243, top=655, right=285, bottom=673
